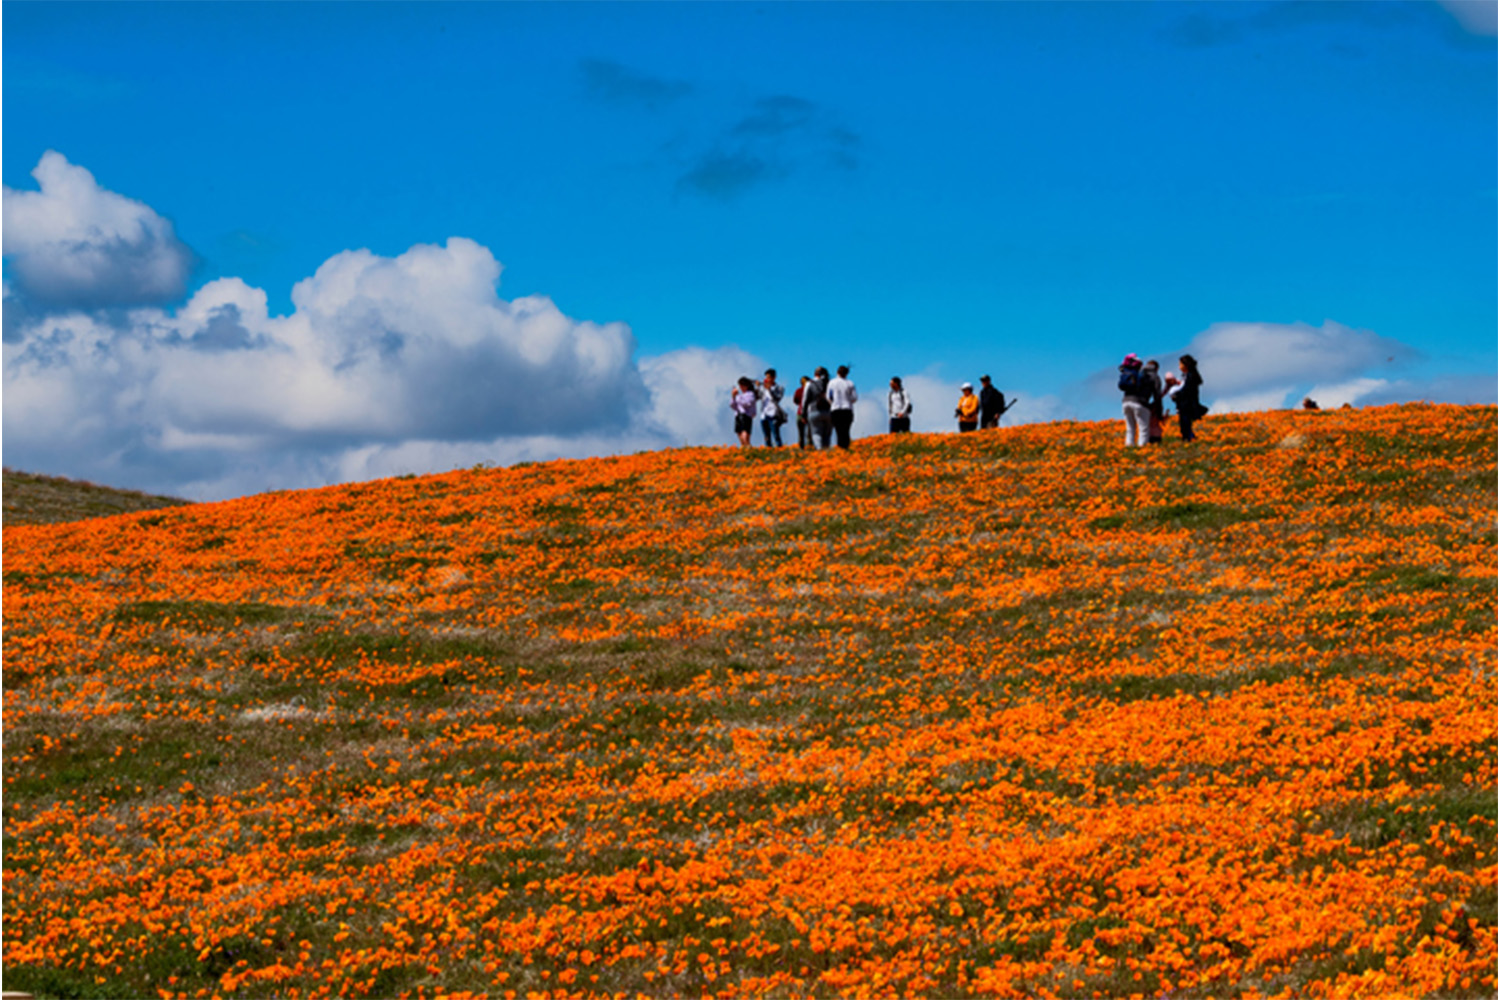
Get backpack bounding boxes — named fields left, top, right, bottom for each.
left=1118, top=367, right=1145, bottom=395
left=807, top=380, right=831, bottom=413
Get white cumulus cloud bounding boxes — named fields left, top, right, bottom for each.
left=1077, top=319, right=1484, bottom=418
left=1, top=157, right=783, bottom=499
left=639, top=344, right=769, bottom=445
left=1184, top=320, right=1419, bottom=403
left=3, top=237, right=665, bottom=497
left=3, top=151, right=195, bottom=311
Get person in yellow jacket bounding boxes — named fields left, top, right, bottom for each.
left=955, top=382, right=980, bottom=432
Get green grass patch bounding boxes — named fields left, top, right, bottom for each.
left=1089, top=501, right=1271, bottom=532
left=110, top=599, right=290, bottom=629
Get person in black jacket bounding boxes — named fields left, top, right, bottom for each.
left=978, top=375, right=1006, bottom=429
left=1172, top=354, right=1205, bottom=441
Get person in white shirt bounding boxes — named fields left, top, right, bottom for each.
left=827, top=365, right=858, bottom=449
left=756, top=368, right=786, bottom=447
left=887, top=376, right=912, bottom=434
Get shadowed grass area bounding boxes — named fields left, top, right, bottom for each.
left=3, top=468, right=191, bottom=527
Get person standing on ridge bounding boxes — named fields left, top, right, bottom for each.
left=1142, top=360, right=1166, bottom=445
left=887, top=376, right=912, bottom=434
left=793, top=375, right=813, bottom=449
left=1173, top=354, right=1205, bottom=442
left=978, top=375, right=1006, bottom=429
left=730, top=377, right=758, bottom=448
left=1117, top=353, right=1157, bottom=447
left=828, top=365, right=858, bottom=449
left=806, top=367, right=834, bottom=449
left=955, top=382, right=980, bottom=432
left=757, top=368, right=785, bottom=447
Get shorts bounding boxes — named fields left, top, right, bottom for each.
left=734, top=413, right=754, bottom=434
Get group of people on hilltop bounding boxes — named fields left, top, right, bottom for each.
left=732, top=353, right=1208, bottom=450
left=732, top=368, right=1017, bottom=450
left=954, top=375, right=1010, bottom=433
left=1118, top=353, right=1205, bottom=446
left=731, top=366, right=860, bottom=450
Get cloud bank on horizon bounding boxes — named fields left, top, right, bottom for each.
left=3, top=152, right=1493, bottom=501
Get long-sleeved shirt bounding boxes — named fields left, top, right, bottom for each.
left=827, top=376, right=857, bottom=411
left=979, top=385, right=1005, bottom=419
left=956, top=393, right=979, bottom=422
left=757, top=382, right=784, bottom=420
left=888, top=389, right=911, bottom=418
left=730, top=389, right=757, bottom=416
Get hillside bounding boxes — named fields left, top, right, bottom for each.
left=3, top=404, right=1495, bottom=999
left=2, top=467, right=191, bottom=527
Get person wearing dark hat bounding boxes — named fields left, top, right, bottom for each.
left=978, top=375, right=1006, bottom=430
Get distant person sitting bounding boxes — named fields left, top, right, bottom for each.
left=955, top=383, right=979, bottom=432
left=978, top=375, right=1006, bottom=429
left=1301, top=397, right=1320, bottom=411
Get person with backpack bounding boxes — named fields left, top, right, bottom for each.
left=955, top=382, right=980, bottom=432
left=1172, top=354, right=1205, bottom=441
left=887, top=376, right=912, bottom=434
left=793, top=375, right=814, bottom=449
left=805, top=367, right=834, bottom=449
left=1118, top=353, right=1157, bottom=447
left=757, top=368, right=786, bottom=447
left=978, top=375, right=1007, bottom=429
left=730, top=377, right=758, bottom=448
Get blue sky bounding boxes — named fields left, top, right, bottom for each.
left=4, top=1, right=1495, bottom=499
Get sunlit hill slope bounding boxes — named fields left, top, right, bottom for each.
left=3, top=403, right=1496, bottom=999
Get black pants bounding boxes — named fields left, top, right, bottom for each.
left=1178, top=408, right=1197, bottom=441
left=889, top=416, right=911, bottom=434
left=831, top=409, right=854, bottom=449
left=797, top=418, right=813, bottom=448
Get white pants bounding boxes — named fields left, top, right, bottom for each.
left=1123, top=401, right=1151, bottom=447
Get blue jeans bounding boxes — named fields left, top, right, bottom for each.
left=761, top=416, right=783, bottom=446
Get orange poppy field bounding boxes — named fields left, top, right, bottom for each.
left=3, top=403, right=1495, bottom=999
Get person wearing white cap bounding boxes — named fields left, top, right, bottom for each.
left=955, top=382, right=979, bottom=432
